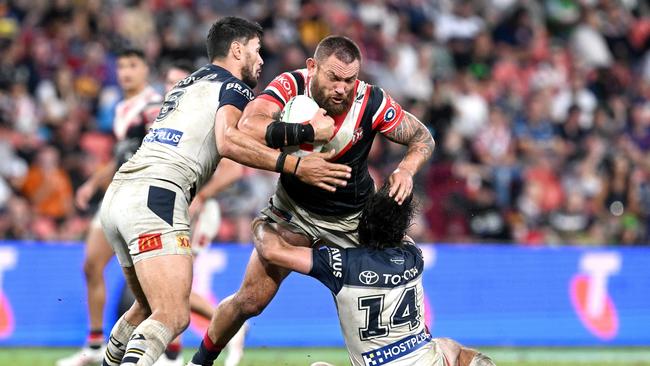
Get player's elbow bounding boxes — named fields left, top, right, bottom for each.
left=218, top=127, right=237, bottom=159
left=238, top=115, right=257, bottom=136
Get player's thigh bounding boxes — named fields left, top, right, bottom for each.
left=237, top=249, right=291, bottom=304
left=84, top=224, right=114, bottom=267
left=134, top=253, right=193, bottom=312
left=121, top=265, right=151, bottom=319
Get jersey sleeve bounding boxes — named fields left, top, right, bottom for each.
left=308, top=246, right=346, bottom=294
left=370, top=87, right=405, bottom=134
left=258, top=71, right=305, bottom=108
left=218, top=78, right=255, bottom=112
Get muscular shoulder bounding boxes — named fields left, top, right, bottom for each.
left=260, top=69, right=307, bottom=106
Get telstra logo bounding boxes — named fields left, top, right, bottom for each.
left=0, top=247, right=17, bottom=339
left=569, top=252, right=620, bottom=340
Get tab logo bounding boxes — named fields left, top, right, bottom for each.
left=569, top=252, right=620, bottom=340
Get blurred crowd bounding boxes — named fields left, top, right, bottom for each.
left=0, top=0, right=648, bottom=245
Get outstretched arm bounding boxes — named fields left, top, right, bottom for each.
left=216, top=105, right=351, bottom=192
left=251, top=218, right=312, bottom=274
left=382, top=111, right=435, bottom=204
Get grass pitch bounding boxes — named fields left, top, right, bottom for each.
left=1, top=347, right=649, bottom=365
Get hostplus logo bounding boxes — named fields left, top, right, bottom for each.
left=569, top=252, right=620, bottom=340
left=0, top=247, right=17, bottom=338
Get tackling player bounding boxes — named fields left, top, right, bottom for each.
left=57, top=48, right=162, bottom=366
left=189, top=35, right=435, bottom=365
left=99, top=17, right=351, bottom=366
left=250, top=183, right=495, bottom=366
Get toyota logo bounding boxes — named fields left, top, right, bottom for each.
left=359, top=270, right=379, bottom=285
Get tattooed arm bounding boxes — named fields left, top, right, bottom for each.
left=382, top=111, right=435, bottom=204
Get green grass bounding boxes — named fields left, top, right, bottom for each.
left=1, top=347, right=650, bottom=365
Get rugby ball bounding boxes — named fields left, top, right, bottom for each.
left=280, top=95, right=323, bottom=157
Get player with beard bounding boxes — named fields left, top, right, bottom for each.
left=189, top=35, right=435, bottom=366
left=99, top=18, right=351, bottom=366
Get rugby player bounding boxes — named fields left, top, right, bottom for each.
left=57, top=47, right=162, bottom=366
left=155, top=62, right=247, bottom=366
left=251, top=183, right=495, bottom=366
left=189, top=35, right=435, bottom=366
left=99, top=17, right=351, bottom=366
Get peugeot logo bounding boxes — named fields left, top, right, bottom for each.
left=359, top=270, right=379, bottom=285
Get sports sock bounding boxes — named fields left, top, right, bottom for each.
left=120, top=319, right=173, bottom=366
left=102, top=315, right=136, bottom=366
left=88, top=329, right=104, bottom=350
left=190, top=333, right=225, bottom=366
left=164, top=341, right=182, bottom=360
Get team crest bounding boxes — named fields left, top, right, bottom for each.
left=384, top=107, right=396, bottom=122
left=352, top=127, right=364, bottom=144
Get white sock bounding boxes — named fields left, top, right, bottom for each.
left=103, top=314, right=137, bottom=366
left=120, top=319, right=173, bottom=366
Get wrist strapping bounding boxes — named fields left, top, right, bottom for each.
left=265, top=120, right=315, bottom=148
left=275, top=152, right=288, bottom=173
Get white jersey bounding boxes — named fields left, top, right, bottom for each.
left=309, top=243, right=436, bottom=366
left=115, top=64, right=254, bottom=195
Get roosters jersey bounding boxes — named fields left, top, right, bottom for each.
left=309, top=242, right=435, bottom=366
left=115, top=64, right=254, bottom=195
left=259, top=69, right=405, bottom=215
left=112, top=85, right=163, bottom=166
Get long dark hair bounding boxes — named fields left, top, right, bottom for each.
left=358, top=182, right=415, bottom=249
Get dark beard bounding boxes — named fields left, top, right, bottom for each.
left=241, top=64, right=257, bottom=88
left=311, top=78, right=351, bottom=116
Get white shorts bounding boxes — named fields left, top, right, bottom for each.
left=260, top=182, right=361, bottom=249
left=100, top=178, right=193, bottom=267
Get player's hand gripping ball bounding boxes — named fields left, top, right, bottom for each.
left=280, top=95, right=323, bottom=157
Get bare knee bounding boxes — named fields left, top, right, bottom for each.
left=83, top=256, right=104, bottom=281
left=152, top=304, right=190, bottom=335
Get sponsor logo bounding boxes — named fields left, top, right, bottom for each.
left=130, top=333, right=146, bottom=341
left=362, top=330, right=432, bottom=366
left=359, top=270, right=379, bottom=285
left=569, top=252, right=620, bottom=340
left=143, top=128, right=183, bottom=146
left=390, top=258, right=405, bottom=265
left=384, top=107, right=396, bottom=122
left=138, top=233, right=163, bottom=253
left=275, top=75, right=293, bottom=95
left=0, top=247, right=16, bottom=339
left=352, top=127, right=364, bottom=144
left=226, top=82, right=254, bottom=101
left=328, top=247, right=343, bottom=278
left=381, top=267, right=419, bottom=285
left=176, top=234, right=191, bottom=250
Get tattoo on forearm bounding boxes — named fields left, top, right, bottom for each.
left=385, top=112, right=435, bottom=160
